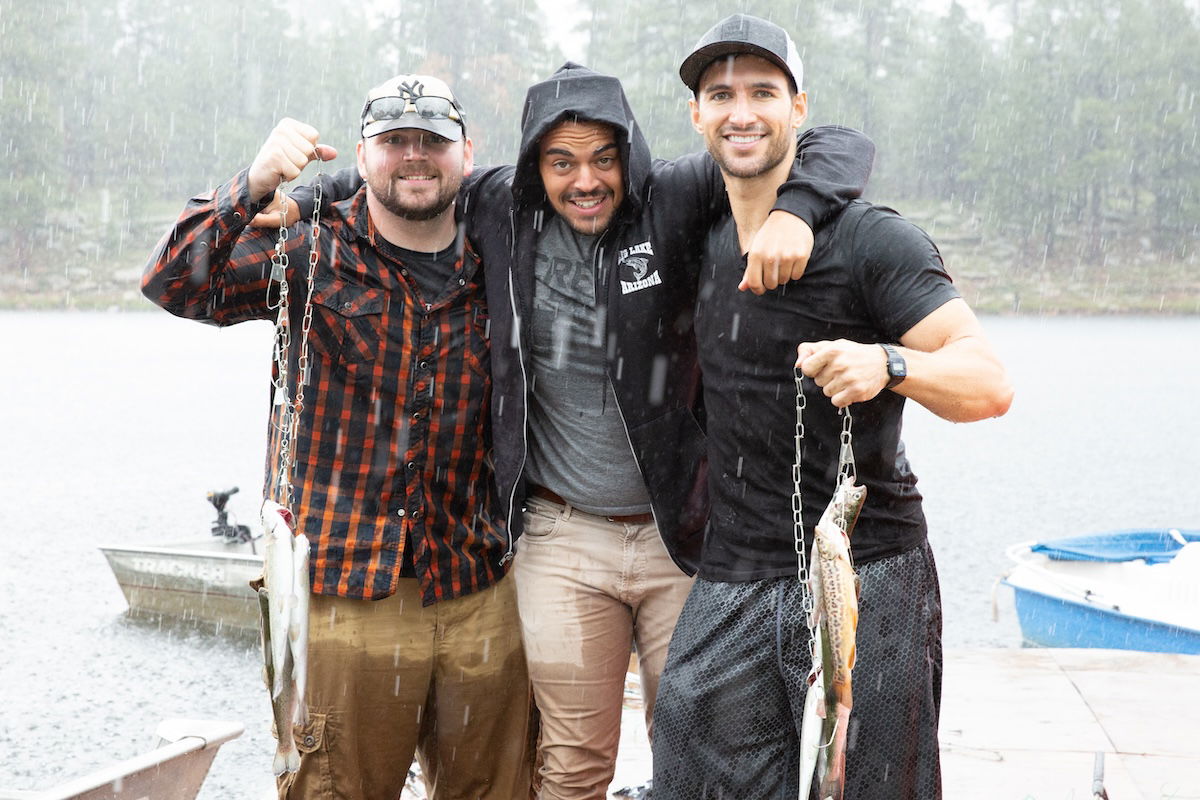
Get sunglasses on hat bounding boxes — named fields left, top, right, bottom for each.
left=363, top=95, right=462, bottom=127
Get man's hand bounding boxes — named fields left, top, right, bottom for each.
left=740, top=210, right=815, bottom=294
left=250, top=188, right=301, bottom=228
left=795, top=339, right=888, bottom=408
left=246, top=118, right=337, bottom=205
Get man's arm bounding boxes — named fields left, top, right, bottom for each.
left=795, top=299, right=1013, bottom=422
left=650, top=125, right=873, bottom=287
left=793, top=210, right=1012, bottom=422
left=252, top=164, right=509, bottom=228
left=252, top=166, right=362, bottom=227
left=743, top=125, right=876, bottom=294
left=142, top=119, right=334, bottom=323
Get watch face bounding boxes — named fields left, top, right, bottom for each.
left=882, top=344, right=906, bottom=387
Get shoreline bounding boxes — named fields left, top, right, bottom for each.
left=4, top=201, right=1196, bottom=316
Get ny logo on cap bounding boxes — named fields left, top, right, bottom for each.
left=397, top=79, right=429, bottom=100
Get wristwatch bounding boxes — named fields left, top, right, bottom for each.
left=880, top=343, right=907, bottom=389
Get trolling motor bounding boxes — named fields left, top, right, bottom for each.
left=207, top=486, right=255, bottom=543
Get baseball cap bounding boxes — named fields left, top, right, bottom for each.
left=360, top=74, right=466, bottom=141
left=679, top=14, right=804, bottom=95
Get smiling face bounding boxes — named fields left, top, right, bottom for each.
left=690, top=54, right=807, bottom=180
left=356, top=127, right=474, bottom=221
left=538, top=120, right=625, bottom=235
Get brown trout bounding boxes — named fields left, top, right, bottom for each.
left=800, top=479, right=866, bottom=800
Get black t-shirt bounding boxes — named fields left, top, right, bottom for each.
left=376, top=238, right=462, bottom=304
left=695, top=200, right=960, bottom=581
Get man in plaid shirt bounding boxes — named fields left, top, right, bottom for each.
left=143, top=74, right=533, bottom=800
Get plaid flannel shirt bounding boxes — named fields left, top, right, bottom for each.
left=142, top=168, right=509, bottom=605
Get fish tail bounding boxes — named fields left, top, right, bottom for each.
left=817, top=704, right=851, bottom=800
left=272, top=743, right=301, bottom=776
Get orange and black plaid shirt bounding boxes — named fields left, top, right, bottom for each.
left=143, top=168, right=508, bottom=605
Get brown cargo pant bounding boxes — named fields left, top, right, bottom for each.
left=278, top=575, right=537, bottom=800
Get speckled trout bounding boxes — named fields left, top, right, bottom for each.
left=258, top=500, right=310, bottom=775
left=799, top=479, right=866, bottom=800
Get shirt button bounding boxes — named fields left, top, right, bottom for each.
left=396, top=509, right=406, bottom=518
left=458, top=278, right=465, bottom=286
left=412, top=411, right=421, bottom=420
left=419, top=361, right=428, bottom=370
left=407, top=461, right=416, bottom=471
left=401, top=269, right=409, bottom=276
left=343, top=301, right=353, bottom=310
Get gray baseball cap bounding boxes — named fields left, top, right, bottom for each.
left=679, top=14, right=804, bottom=95
left=360, top=74, right=466, bottom=141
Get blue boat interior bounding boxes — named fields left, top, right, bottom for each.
left=1031, top=529, right=1200, bottom=564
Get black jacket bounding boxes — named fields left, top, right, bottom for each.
left=463, top=63, right=875, bottom=574
left=295, top=63, right=874, bottom=574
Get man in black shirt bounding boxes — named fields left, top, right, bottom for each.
left=651, top=15, right=1014, bottom=799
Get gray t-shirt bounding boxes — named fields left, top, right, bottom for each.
left=523, top=216, right=652, bottom=515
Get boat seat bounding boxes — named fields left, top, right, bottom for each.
left=0, top=719, right=243, bottom=800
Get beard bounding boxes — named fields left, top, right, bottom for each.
left=707, top=127, right=793, bottom=179
left=366, top=169, right=462, bottom=221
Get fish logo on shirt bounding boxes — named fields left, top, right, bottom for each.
left=618, top=241, right=662, bottom=295
left=624, top=256, right=650, bottom=281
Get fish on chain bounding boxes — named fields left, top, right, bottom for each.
left=799, top=479, right=866, bottom=800
left=259, top=499, right=310, bottom=775
left=258, top=585, right=299, bottom=775
left=290, top=532, right=310, bottom=728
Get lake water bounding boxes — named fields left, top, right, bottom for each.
left=1, top=310, right=1197, bottom=796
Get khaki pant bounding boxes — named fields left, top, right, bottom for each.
left=279, top=576, right=536, bottom=800
left=513, top=496, right=694, bottom=800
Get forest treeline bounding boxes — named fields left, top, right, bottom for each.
left=2, top=0, right=1197, bottom=294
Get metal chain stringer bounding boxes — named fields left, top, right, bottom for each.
left=835, top=406, right=857, bottom=532
left=791, top=367, right=811, bottom=594
left=268, top=179, right=323, bottom=514
left=792, top=371, right=857, bottom=644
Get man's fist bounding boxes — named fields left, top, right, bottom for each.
left=246, top=118, right=337, bottom=203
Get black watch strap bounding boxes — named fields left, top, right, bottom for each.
left=880, top=343, right=907, bottom=389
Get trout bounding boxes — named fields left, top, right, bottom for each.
left=260, top=500, right=309, bottom=775
left=800, top=479, right=866, bottom=800
left=259, top=586, right=300, bottom=775
left=290, top=533, right=310, bottom=728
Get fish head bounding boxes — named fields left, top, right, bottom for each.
left=261, top=500, right=295, bottom=539
left=832, top=481, right=867, bottom=538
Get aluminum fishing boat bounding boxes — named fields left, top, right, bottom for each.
left=1003, top=528, right=1200, bottom=654
left=0, top=719, right=243, bottom=800
left=100, top=488, right=263, bottom=631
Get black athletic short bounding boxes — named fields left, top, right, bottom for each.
left=652, top=541, right=943, bottom=800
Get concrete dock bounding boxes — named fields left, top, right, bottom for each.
left=940, top=648, right=1200, bottom=799
left=611, top=648, right=1200, bottom=799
